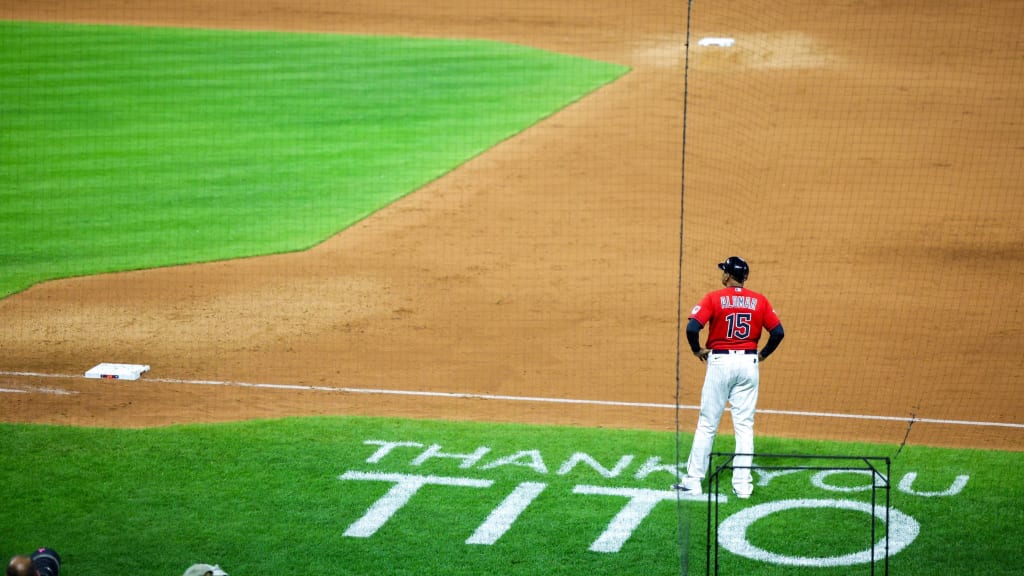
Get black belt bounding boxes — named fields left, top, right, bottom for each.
left=711, top=349, right=757, bottom=355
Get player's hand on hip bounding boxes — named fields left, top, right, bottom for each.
left=694, top=348, right=709, bottom=363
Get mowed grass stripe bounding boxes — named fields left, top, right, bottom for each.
left=0, top=21, right=629, bottom=297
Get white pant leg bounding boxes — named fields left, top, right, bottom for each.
left=728, top=358, right=760, bottom=485
left=686, top=356, right=730, bottom=480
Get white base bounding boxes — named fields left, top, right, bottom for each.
left=698, top=37, right=735, bottom=47
left=85, top=363, right=150, bottom=380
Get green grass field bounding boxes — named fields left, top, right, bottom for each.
left=1, top=416, right=1021, bottom=575
left=0, top=21, right=628, bottom=298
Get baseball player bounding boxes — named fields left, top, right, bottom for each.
left=674, top=256, right=784, bottom=499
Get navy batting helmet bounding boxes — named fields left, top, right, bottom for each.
left=718, top=256, right=749, bottom=283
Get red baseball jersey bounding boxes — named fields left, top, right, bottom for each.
left=689, top=286, right=781, bottom=351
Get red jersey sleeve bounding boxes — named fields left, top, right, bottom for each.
left=762, top=297, right=781, bottom=331
left=689, top=292, right=715, bottom=326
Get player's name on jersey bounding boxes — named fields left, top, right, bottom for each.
left=720, top=295, right=759, bottom=310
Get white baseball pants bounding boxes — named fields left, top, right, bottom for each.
left=686, top=351, right=759, bottom=487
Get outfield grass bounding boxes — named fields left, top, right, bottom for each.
left=1, top=416, right=1020, bottom=575
left=0, top=21, right=629, bottom=298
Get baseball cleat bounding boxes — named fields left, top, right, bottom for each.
left=672, top=477, right=703, bottom=495
left=732, top=483, right=753, bottom=499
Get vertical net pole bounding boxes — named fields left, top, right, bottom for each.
left=674, top=0, right=697, bottom=575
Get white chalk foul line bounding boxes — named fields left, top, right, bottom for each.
left=1, top=370, right=1021, bottom=430
left=0, top=383, right=78, bottom=396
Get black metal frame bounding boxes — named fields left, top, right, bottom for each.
left=705, top=452, right=891, bottom=575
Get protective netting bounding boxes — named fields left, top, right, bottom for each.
left=0, top=1, right=1020, bottom=446
left=0, top=4, right=1022, bottom=576
left=678, top=0, right=1024, bottom=451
